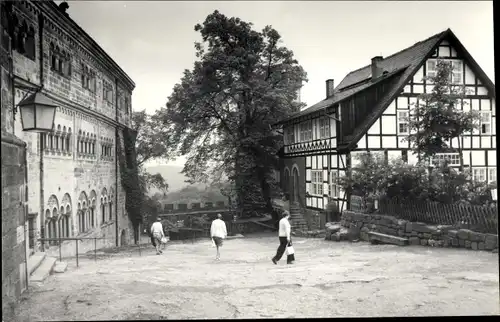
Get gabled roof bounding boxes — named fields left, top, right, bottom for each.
left=278, top=28, right=496, bottom=150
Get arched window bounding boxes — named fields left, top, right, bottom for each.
left=101, top=199, right=106, bottom=224
left=16, top=21, right=27, bottom=54
left=66, top=128, right=72, bottom=152
left=90, top=206, right=95, bottom=228
left=49, top=134, right=53, bottom=150
left=65, top=205, right=71, bottom=237
left=25, top=26, right=35, bottom=60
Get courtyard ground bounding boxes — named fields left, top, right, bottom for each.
left=13, top=233, right=500, bottom=320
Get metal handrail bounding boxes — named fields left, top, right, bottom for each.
left=38, top=236, right=138, bottom=268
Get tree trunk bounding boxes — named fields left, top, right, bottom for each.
left=457, top=136, right=464, bottom=173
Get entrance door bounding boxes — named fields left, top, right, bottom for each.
left=292, top=167, right=299, bottom=203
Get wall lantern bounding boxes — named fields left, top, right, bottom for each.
left=18, top=91, right=57, bottom=133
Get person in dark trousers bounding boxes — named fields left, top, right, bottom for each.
left=272, top=211, right=293, bottom=265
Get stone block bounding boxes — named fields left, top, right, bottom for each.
left=448, top=230, right=458, bottom=238
left=484, top=234, right=498, bottom=250
left=409, top=237, right=420, bottom=245
left=397, top=230, right=405, bottom=237
left=478, top=242, right=485, bottom=250
left=410, top=231, right=418, bottom=237
left=326, top=223, right=342, bottom=233
left=471, top=242, right=478, bottom=251
left=469, top=232, right=485, bottom=242
left=412, top=223, right=434, bottom=234
left=423, top=233, right=431, bottom=239
left=452, top=238, right=459, bottom=247
left=420, top=239, right=428, bottom=246
left=465, top=240, right=472, bottom=249
left=457, top=229, right=471, bottom=240
left=458, top=239, right=465, bottom=247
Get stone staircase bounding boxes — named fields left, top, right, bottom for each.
left=28, top=252, right=58, bottom=283
left=289, top=202, right=309, bottom=232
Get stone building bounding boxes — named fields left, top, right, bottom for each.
left=2, top=0, right=137, bottom=284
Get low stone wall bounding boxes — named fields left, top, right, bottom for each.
left=339, top=211, right=498, bottom=252
left=292, top=229, right=326, bottom=238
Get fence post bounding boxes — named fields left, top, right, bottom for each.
left=138, top=240, right=141, bottom=257
left=76, top=240, right=79, bottom=268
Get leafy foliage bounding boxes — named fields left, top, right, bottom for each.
left=405, top=59, right=480, bottom=168
left=153, top=10, right=307, bottom=217
left=118, top=128, right=143, bottom=230
left=339, top=153, right=496, bottom=207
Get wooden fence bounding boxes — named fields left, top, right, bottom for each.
left=378, top=197, right=498, bottom=234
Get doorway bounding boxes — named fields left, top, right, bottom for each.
left=292, top=167, right=299, bottom=203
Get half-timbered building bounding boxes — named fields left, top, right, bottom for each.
left=277, top=29, right=496, bottom=219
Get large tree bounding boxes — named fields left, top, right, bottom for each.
left=406, top=59, right=480, bottom=170
left=153, top=11, right=307, bottom=218
left=132, top=109, right=169, bottom=194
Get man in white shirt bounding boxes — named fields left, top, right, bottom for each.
left=150, top=217, right=165, bottom=255
left=210, top=213, right=227, bottom=261
left=272, top=211, right=293, bottom=265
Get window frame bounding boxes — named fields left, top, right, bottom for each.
left=397, top=110, right=409, bottom=135
left=480, top=111, right=492, bottom=135
left=431, top=153, right=460, bottom=166
left=488, top=168, right=496, bottom=184
left=329, top=171, right=340, bottom=198
left=426, top=59, right=463, bottom=85
left=318, top=117, right=330, bottom=139
left=311, top=170, right=323, bottom=196
left=472, top=167, right=487, bottom=182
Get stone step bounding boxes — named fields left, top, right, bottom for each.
left=53, top=261, right=68, bottom=273
left=30, top=256, right=57, bottom=283
left=368, top=231, right=409, bottom=247
left=28, top=252, right=46, bottom=276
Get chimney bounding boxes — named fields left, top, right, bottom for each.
left=326, top=79, right=334, bottom=98
left=371, top=56, right=383, bottom=80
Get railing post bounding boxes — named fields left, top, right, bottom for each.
left=59, top=236, right=62, bottom=262
left=76, top=240, right=79, bottom=268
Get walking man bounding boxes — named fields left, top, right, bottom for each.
left=151, top=217, right=165, bottom=255
left=210, top=213, right=227, bottom=261
left=272, top=211, right=293, bottom=265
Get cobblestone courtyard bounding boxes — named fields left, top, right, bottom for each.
left=14, top=234, right=500, bottom=320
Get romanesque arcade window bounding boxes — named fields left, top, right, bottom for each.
left=43, top=125, right=72, bottom=156
left=50, top=43, right=72, bottom=78
left=77, top=131, right=97, bottom=158
left=101, top=137, right=114, bottom=161
left=82, top=64, right=96, bottom=93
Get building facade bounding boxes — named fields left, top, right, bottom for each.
left=1, top=0, right=136, bottom=263
left=277, top=29, right=496, bottom=216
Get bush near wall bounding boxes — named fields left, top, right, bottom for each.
left=339, top=211, right=498, bottom=252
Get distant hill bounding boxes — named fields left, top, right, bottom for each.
left=143, top=164, right=207, bottom=194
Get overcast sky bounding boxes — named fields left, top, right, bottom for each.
left=58, top=1, right=494, bottom=166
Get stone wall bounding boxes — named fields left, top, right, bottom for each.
left=1, top=132, right=28, bottom=317
left=339, top=211, right=499, bottom=252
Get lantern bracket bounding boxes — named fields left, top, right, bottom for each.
left=13, top=79, right=44, bottom=119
